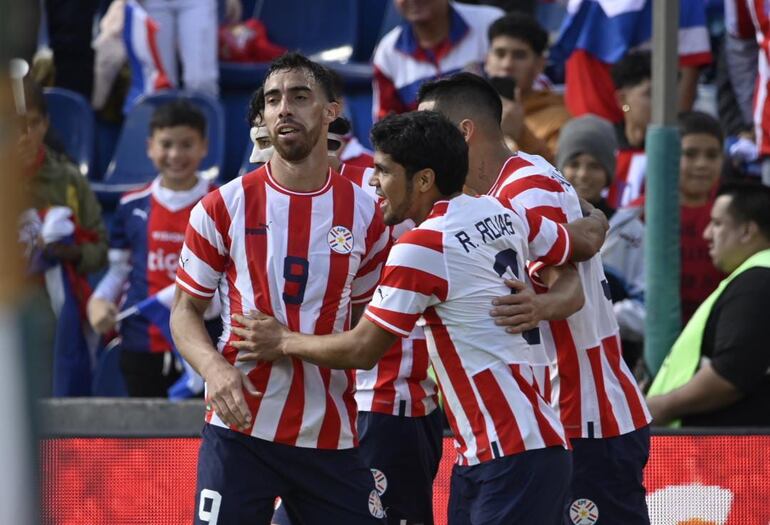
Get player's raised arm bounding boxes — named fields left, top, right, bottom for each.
left=232, top=313, right=397, bottom=370
left=562, top=208, right=609, bottom=261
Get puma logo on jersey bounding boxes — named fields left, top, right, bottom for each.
left=132, top=208, right=148, bottom=221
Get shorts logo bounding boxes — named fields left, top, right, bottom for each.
left=368, top=489, right=386, bottom=519
left=569, top=498, right=599, bottom=525
left=371, top=468, right=388, bottom=496
left=328, top=225, right=354, bottom=254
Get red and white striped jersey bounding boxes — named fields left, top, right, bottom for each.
left=489, top=152, right=651, bottom=440
left=747, top=0, right=770, bottom=157
left=364, top=194, right=570, bottom=466
left=176, top=164, right=390, bottom=449
left=339, top=163, right=438, bottom=417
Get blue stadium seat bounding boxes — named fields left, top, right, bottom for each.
left=43, top=88, right=96, bottom=179
left=92, top=90, right=225, bottom=207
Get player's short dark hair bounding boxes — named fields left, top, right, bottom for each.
left=718, top=182, right=770, bottom=241
left=417, top=72, right=503, bottom=127
left=678, top=111, right=724, bottom=146
left=611, top=50, right=651, bottom=90
left=23, top=77, right=47, bottom=116
left=248, top=86, right=264, bottom=125
left=265, top=52, right=337, bottom=103
left=370, top=111, right=468, bottom=197
left=149, top=100, right=207, bottom=136
left=488, top=13, right=548, bottom=55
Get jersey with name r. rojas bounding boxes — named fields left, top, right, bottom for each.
left=365, top=194, right=570, bottom=466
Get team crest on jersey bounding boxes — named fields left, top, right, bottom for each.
left=328, top=225, right=354, bottom=254
left=569, top=498, right=599, bottom=525
left=368, top=489, right=386, bottom=518
left=370, top=468, right=388, bottom=496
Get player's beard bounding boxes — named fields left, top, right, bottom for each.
left=271, top=121, right=322, bottom=163
left=383, top=179, right=414, bottom=226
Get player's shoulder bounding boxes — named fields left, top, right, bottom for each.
left=332, top=169, right=380, bottom=208
left=396, top=223, right=444, bottom=253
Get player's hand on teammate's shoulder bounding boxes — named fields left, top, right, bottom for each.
left=203, top=355, right=261, bottom=431
left=231, top=312, right=288, bottom=363
left=489, top=279, right=543, bottom=334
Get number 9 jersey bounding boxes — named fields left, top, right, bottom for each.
left=364, top=194, right=572, bottom=466
left=176, top=164, right=390, bottom=449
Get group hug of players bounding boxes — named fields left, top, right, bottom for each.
left=162, top=53, right=651, bottom=525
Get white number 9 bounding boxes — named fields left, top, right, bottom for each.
left=198, top=489, right=222, bottom=524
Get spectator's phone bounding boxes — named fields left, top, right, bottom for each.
left=489, top=76, right=516, bottom=100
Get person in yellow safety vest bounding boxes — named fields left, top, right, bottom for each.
left=647, top=182, right=770, bottom=427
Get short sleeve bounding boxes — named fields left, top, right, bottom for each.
left=505, top=204, right=571, bottom=284
left=709, top=270, right=770, bottom=393
left=175, top=197, right=229, bottom=300
left=364, top=229, right=448, bottom=337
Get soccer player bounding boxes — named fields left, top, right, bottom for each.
left=417, top=73, right=652, bottom=524
left=170, top=53, right=390, bottom=524
left=230, top=111, right=609, bottom=524
left=340, top=161, right=442, bottom=525
left=87, top=100, right=213, bottom=396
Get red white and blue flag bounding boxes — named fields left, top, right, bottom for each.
left=551, top=0, right=712, bottom=121
left=123, top=0, right=170, bottom=113
left=119, top=283, right=205, bottom=399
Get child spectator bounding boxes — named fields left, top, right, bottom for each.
left=18, top=78, right=108, bottom=396
left=484, top=12, right=570, bottom=162
left=20, top=79, right=108, bottom=275
left=557, top=114, right=646, bottom=369
left=678, top=111, right=725, bottom=324
left=87, top=100, right=214, bottom=397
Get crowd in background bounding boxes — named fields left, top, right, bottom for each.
left=17, top=0, right=770, bottom=428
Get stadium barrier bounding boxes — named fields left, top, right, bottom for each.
left=40, top=399, right=770, bottom=525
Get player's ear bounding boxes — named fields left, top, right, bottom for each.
left=414, top=168, right=436, bottom=193
left=458, top=119, right=474, bottom=144
left=324, top=101, right=340, bottom=125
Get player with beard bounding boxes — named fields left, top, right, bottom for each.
left=171, top=53, right=390, bottom=525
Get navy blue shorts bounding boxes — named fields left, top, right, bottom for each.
left=448, top=446, right=572, bottom=525
left=194, top=424, right=386, bottom=525
left=566, top=425, right=650, bottom=525
left=357, top=409, right=444, bottom=524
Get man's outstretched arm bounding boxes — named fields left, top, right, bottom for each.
left=232, top=313, right=398, bottom=370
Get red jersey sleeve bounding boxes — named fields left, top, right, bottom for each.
left=364, top=229, right=448, bottom=337
left=176, top=193, right=229, bottom=300
left=351, top=204, right=391, bottom=305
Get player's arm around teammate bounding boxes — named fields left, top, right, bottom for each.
left=171, top=288, right=261, bottom=431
